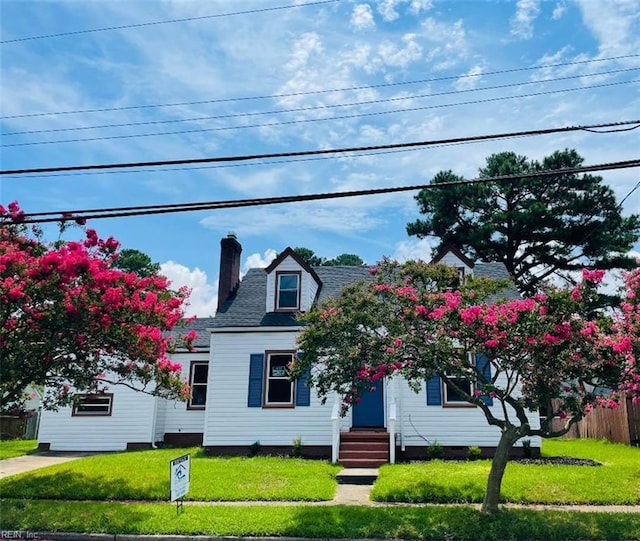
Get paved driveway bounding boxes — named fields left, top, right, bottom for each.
left=0, top=451, right=96, bottom=479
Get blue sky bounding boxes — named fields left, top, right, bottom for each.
left=1, top=0, right=639, bottom=316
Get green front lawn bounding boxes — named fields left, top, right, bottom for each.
left=0, top=447, right=340, bottom=501
left=0, top=439, right=37, bottom=460
left=1, top=499, right=638, bottom=540
left=371, top=439, right=640, bottom=505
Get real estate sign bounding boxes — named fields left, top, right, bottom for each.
left=170, top=453, right=191, bottom=502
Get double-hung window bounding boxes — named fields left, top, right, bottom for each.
left=72, top=393, right=113, bottom=416
left=443, top=351, right=475, bottom=406
left=188, top=361, right=208, bottom=409
left=276, top=272, right=300, bottom=310
left=264, top=351, right=294, bottom=406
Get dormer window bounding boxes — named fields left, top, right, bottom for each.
left=276, top=271, right=300, bottom=311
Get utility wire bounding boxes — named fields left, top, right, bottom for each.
left=3, top=80, right=638, bottom=148
left=0, top=0, right=339, bottom=44
left=0, top=133, right=542, bottom=180
left=10, top=159, right=640, bottom=224
left=3, top=120, right=638, bottom=176
left=3, top=53, right=638, bottom=120
left=5, top=67, right=637, bottom=137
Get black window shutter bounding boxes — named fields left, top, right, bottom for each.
left=248, top=353, right=264, bottom=407
left=426, top=376, right=442, bottom=405
left=475, top=353, right=493, bottom=406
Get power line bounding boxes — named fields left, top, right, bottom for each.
left=0, top=133, right=543, bottom=180
left=5, top=67, right=637, bottom=137
left=3, top=80, right=638, bottom=148
left=3, top=53, right=638, bottom=120
left=619, top=180, right=640, bottom=207
left=3, top=120, right=638, bottom=176
left=0, top=1, right=339, bottom=44
left=9, top=159, right=639, bottom=224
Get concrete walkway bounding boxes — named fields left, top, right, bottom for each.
left=0, top=451, right=96, bottom=479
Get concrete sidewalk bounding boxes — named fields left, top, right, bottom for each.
left=0, top=451, right=96, bottom=479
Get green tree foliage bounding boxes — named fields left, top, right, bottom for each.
left=113, top=248, right=161, bottom=277
left=292, top=259, right=640, bottom=514
left=289, top=247, right=365, bottom=267
left=0, top=204, right=193, bottom=412
left=325, top=253, right=365, bottom=266
left=406, top=149, right=640, bottom=295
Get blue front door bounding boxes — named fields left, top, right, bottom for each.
left=352, top=383, right=384, bottom=427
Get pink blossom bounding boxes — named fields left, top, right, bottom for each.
left=582, top=269, right=606, bottom=284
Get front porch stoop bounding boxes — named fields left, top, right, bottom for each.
left=338, top=430, right=389, bottom=468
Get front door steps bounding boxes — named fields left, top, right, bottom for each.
left=338, top=429, right=389, bottom=468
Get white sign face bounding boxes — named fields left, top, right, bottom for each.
left=170, top=453, right=191, bottom=502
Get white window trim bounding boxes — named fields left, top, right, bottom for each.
left=275, top=271, right=301, bottom=311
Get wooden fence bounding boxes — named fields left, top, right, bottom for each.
left=552, top=395, right=640, bottom=446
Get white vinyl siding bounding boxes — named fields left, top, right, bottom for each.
left=204, top=330, right=347, bottom=447
left=38, top=383, right=156, bottom=451
left=265, top=256, right=320, bottom=313
left=157, top=352, right=209, bottom=437
left=433, top=251, right=473, bottom=276
left=395, top=374, right=541, bottom=449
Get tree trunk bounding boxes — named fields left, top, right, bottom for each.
left=480, top=426, right=518, bottom=515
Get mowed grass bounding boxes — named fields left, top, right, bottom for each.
left=1, top=499, right=639, bottom=540
left=0, top=447, right=340, bottom=501
left=0, top=439, right=37, bottom=460
left=371, top=439, right=640, bottom=505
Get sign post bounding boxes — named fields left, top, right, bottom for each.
left=170, top=453, right=191, bottom=514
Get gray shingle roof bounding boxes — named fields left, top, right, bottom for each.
left=211, top=260, right=520, bottom=329
left=211, top=266, right=372, bottom=328
left=167, top=316, right=215, bottom=349
left=474, top=262, right=522, bottom=301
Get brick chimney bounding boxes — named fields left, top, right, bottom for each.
left=217, top=233, right=242, bottom=312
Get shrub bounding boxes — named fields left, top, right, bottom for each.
left=292, top=436, right=303, bottom=458
left=249, top=441, right=261, bottom=457
left=426, top=440, right=444, bottom=459
left=467, top=445, right=482, bottom=460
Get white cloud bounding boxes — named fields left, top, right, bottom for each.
left=377, top=0, right=402, bottom=21
left=285, top=32, right=324, bottom=71
left=377, top=33, right=423, bottom=68
left=408, top=0, right=433, bottom=15
left=392, top=237, right=439, bottom=262
left=575, top=0, right=640, bottom=56
left=420, top=18, right=468, bottom=68
left=351, top=4, right=376, bottom=30
left=510, top=0, right=540, bottom=39
left=200, top=202, right=385, bottom=237
left=376, top=0, right=432, bottom=22
left=552, top=2, right=567, bottom=20
left=160, top=261, right=218, bottom=318
left=454, top=64, right=484, bottom=90
left=244, top=249, right=277, bottom=270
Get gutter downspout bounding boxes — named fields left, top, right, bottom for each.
left=150, top=390, right=159, bottom=449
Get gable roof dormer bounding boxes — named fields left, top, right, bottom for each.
left=431, top=244, right=475, bottom=279
left=265, top=247, right=322, bottom=313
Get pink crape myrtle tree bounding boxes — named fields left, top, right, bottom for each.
left=0, top=202, right=196, bottom=414
left=292, top=258, right=640, bottom=515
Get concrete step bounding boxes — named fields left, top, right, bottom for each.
left=336, top=467, right=379, bottom=485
